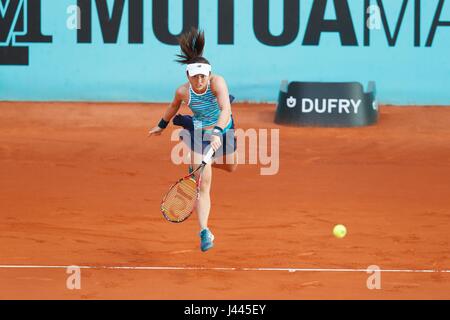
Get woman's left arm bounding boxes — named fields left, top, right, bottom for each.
left=211, top=75, right=232, bottom=130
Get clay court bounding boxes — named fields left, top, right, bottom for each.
left=0, top=101, right=449, bottom=299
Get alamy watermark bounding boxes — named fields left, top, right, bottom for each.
left=65, top=4, right=383, bottom=32
left=367, top=5, right=382, bottom=30
left=366, top=265, right=381, bottom=290
left=66, top=266, right=81, bottom=290
left=170, top=128, right=280, bottom=176
left=66, top=5, right=81, bottom=30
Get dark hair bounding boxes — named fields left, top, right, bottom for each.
left=175, top=27, right=210, bottom=65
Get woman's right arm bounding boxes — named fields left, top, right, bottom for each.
left=148, top=87, right=185, bottom=137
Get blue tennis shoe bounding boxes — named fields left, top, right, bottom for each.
left=199, top=228, right=215, bottom=252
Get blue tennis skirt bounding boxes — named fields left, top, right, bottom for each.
left=173, top=114, right=237, bottom=158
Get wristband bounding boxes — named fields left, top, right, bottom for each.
left=214, top=126, right=224, bottom=133
left=211, top=126, right=223, bottom=137
left=158, top=118, right=169, bottom=129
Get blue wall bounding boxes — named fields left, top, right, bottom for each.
left=1, top=0, right=449, bottom=105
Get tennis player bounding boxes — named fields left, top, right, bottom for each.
left=148, top=28, right=238, bottom=252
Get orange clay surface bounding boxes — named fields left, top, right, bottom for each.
left=0, top=101, right=449, bottom=299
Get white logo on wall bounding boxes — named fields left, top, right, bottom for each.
left=286, top=96, right=297, bottom=108
left=372, top=100, right=378, bottom=111
left=288, top=98, right=362, bottom=114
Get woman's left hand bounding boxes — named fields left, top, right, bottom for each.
left=210, top=135, right=222, bottom=152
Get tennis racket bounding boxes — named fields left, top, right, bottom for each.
left=161, top=148, right=215, bottom=223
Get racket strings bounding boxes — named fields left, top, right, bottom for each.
left=161, top=177, right=198, bottom=222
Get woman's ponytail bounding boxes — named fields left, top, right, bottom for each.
left=175, top=28, right=209, bottom=65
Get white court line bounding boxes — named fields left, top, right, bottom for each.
left=0, top=265, right=449, bottom=273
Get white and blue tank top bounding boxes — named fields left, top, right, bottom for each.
left=188, top=83, right=222, bottom=130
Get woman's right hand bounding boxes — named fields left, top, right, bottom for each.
left=148, top=126, right=164, bottom=137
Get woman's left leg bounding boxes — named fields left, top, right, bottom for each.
left=212, top=151, right=238, bottom=172
left=211, top=130, right=238, bottom=172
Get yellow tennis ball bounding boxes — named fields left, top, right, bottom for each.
left=333, top=224, right=347, bottom=238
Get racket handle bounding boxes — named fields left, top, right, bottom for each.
left=202, top=147, right=215, bottom=165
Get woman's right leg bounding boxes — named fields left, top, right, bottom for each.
left=194, top=160, right=212, bottom=231
left=191, top=152, right=214, bottom=251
